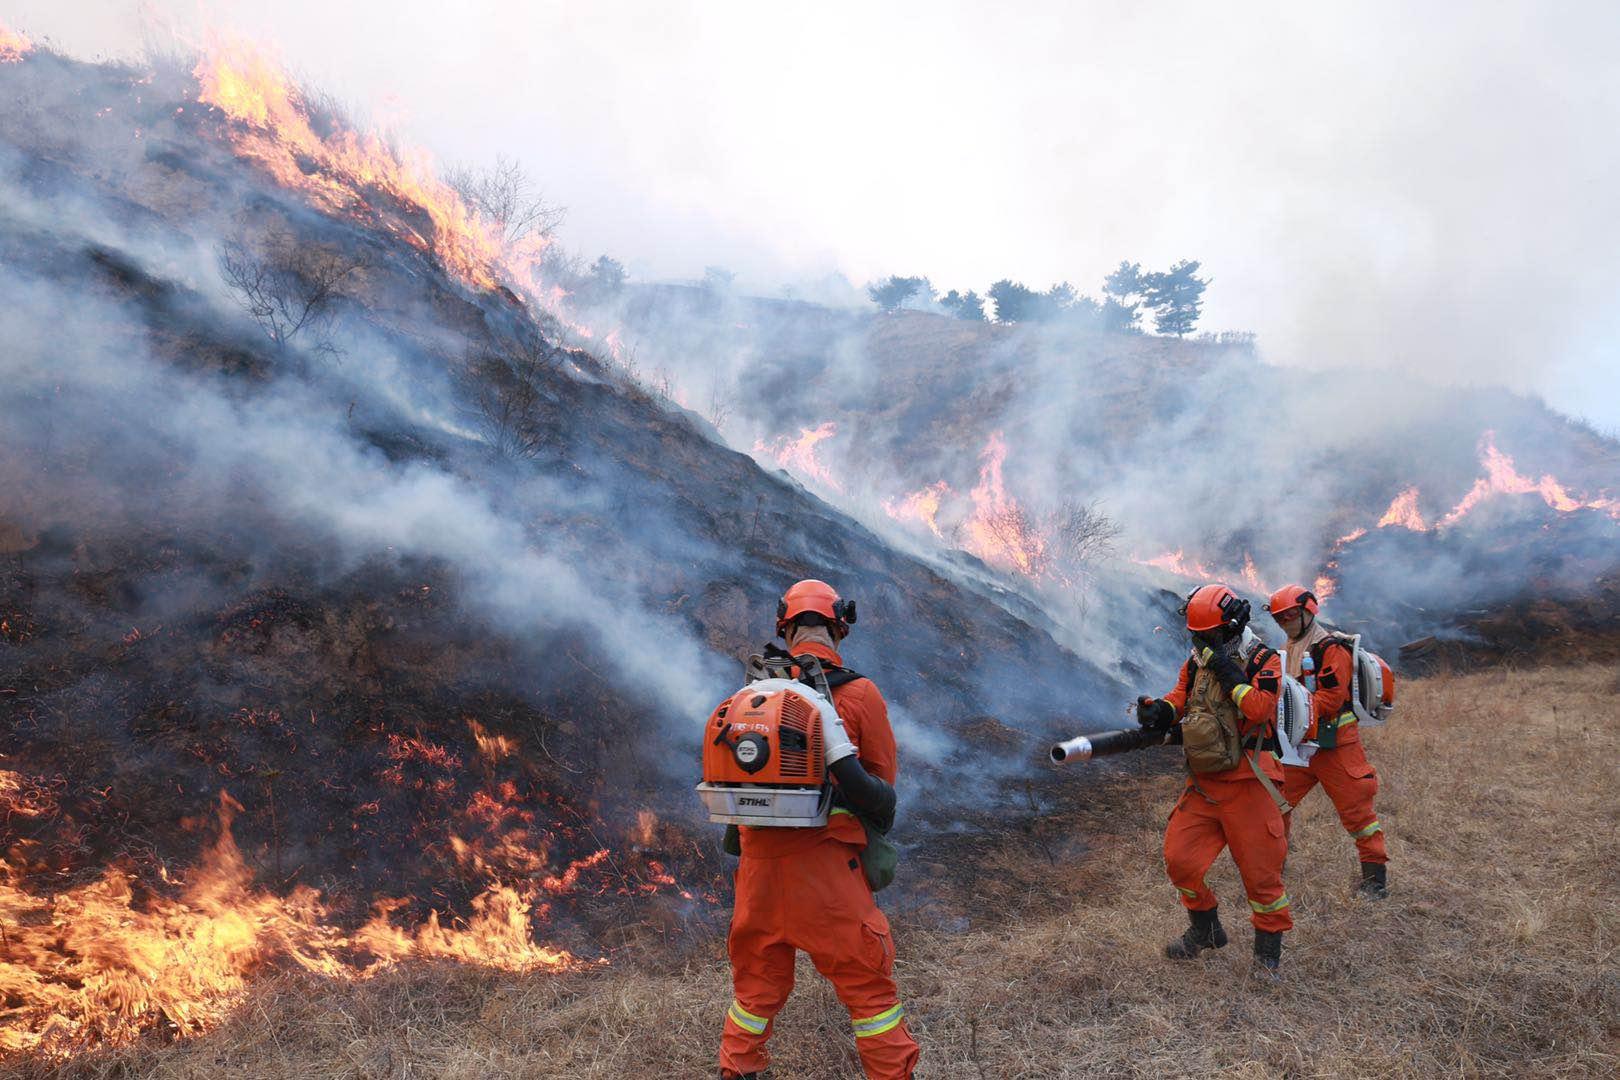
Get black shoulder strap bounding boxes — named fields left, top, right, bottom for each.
left=1311, top=633, right=1353, bottom=666
left=1244, top=646, right=1277, bottom=679
left=823, top=665, right=865, bottom=688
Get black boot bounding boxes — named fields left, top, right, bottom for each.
left=1357, top=861, right=1388, bottom=899
left=1253, top=929, right=1283, bottom=978
left=1165, top=907, right=1228, bottom=959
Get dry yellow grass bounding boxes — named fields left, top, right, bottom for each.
left=13, top=664, right=1619, bottom=1079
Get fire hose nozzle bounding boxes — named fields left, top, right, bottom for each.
left=1049, top=726, right=1162, bottom=764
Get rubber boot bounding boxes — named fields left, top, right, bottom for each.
left=720, top=1072, right=762, bottom=1080
left=1165, top=906, right=1227, bottom=959
left=1357, top=861, right=1388, bottom=899
left=1253, top=930, right=1283, bottom=979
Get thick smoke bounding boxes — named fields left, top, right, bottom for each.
left=565, top=281, right=1620, bottom=675
left=0, top=199, right=731, bottom=734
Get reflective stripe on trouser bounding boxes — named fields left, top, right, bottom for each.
left=1280, top=739, right=1388, bottom=865
left=1164, top=775, right=1293, bottom=933
left=853, top=1004, right=906, bottom=1039
left=723, top=838, right=920, bottom=1079
left=726, top=1000, right=769, bottom=1036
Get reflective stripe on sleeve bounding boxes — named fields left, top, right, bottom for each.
left=727, top=1000, right=769, bottom=1035
left=852, top=1003, right=905, bottom=1038
left=1351, top=820, right=1382, bottom=839
left=1248, top=893, right=1291, bottom=914
left=1230, top=684, right=1253, bottom=707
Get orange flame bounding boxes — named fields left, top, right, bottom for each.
left=1134, top=548, right=1215, bottom=579
left=753, top=422, right=843, bottom=491
left=1239, top=552, right=1266, bottom=592
left=1438, top=432, right=1619, bottom=528
left=960, top=433, right=1044, bottom=576
left=882, top=481, right=949, bottom=539
left=1376, top=487, right=1428, bottom=531
left=0, top=21, right=31, bottom=63
left=467, top=717, right=516, bottom=762
left=192, top=39, right=525, bottom=293
left=1312, top=574, right=1337, bottom=600
left=0, top=793, right=589, bottom=1056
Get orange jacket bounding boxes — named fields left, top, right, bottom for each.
left=1307, top=637, right=1361, bottom=746
left=1162, top=646, right=1285, bottom=782
left=737, top=639, right=898, bottom=858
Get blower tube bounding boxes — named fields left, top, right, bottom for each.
left=828, top=756, right=897, bottom=833
left=1049, top=726, right=1165, bottom=764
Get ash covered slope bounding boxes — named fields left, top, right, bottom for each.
left=608, top=286, right=1620, bottom=651
left=0, top=51, right=1109, bottom=961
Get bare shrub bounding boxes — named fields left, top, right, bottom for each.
left=1042, top=498, right=1121, bottom=583
left=465, top=333, right=560, bottom=460
left=217, top=237, right=364, bottom=358
left=445, top=156, right=565, bottom=250
left=967, top=499, right=1120, bottom=587
left=705, top=384, right=735, bottom=432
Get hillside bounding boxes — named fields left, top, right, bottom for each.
left=0, top=45, right=1113, bottom=1056
left=606, top=287, right=1620, bottom=656
left=22, top=665, right=1617, bottom=1078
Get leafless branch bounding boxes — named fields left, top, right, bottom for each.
left=218, top=237, right=364, bottom=357
left=464, top=332, right=562, bottom=460
left=445, top=156, right=565, bottom=249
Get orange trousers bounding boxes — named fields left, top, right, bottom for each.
left=722, top=838, right=919, bottom=1079
left=1164, top=776, right=1293, bottom=932
left=1283, top=740, right=1388, bottom=863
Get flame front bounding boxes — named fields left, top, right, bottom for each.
left=961, top=433, right=1045, bottom=576
left=1134, top=548, right=1214, bottom=579
left=1376, top=487, right=1428, bottom=531
left=191, top=39, right=527, bottom=293
left=0, top=787, right=602, bottom=1056
left=0, top=21, right=31, bottom=63
left=754, top=422, right=843, bottom=491
left=1437, top=432, right=1619, bottom=528
left=883, top=481, right=949, bottom=539
left=1163, top=431, right=1619, bottom=601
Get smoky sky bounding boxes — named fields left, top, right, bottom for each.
left=7, top=0, right=1620, bottom=427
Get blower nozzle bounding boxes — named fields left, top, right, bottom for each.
left=1050, top=726, right=1164, bottom=764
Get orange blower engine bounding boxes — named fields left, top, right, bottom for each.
left=696, top=672, right=838, bottom=827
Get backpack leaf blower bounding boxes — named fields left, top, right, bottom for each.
left=696, top=653, right=895, bottom=830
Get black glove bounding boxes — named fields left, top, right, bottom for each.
left=1217, top=594, right=1251, bottom=633
left=1136, top=696, right=1174, bottom=732
left=1207, top=650, right=1247, bottom=695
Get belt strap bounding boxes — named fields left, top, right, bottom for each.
left=1247, top=751, right=1293, bottom=815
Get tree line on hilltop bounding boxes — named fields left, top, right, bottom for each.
left=867, top=260, right=1210, bottom=336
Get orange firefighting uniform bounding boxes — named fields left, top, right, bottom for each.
left=1160, top=647, right=1293, bottom=933
left=1280, top=623, right=1388, bottom=864
left=719, top=638, right=919, bottom=1080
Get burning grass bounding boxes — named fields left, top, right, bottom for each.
left=21, top=662, right=1617, bottom=1078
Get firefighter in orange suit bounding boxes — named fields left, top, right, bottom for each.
left=717, top=579, right=919, bottom=1080
left=1267, top=585, right=1389, bottom=898
left=1135, top=583, right=1292, bottom=974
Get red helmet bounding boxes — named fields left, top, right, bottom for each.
left=1266, top=584, right=1319, bottom=619
left=1181, top=583, right=1248, bottom=634
left=776, top=579, right=857, bottom=637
